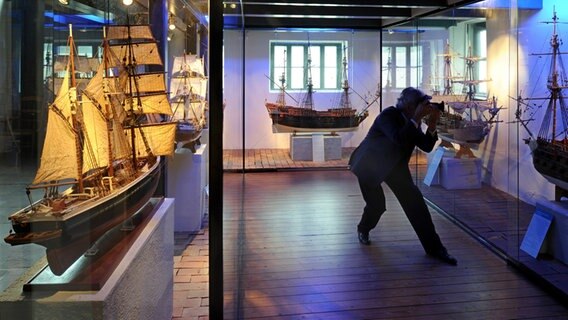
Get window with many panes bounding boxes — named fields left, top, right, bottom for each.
left=269, top=41, right=346, bottom=91
left=382, top=44, right=423, bottom=89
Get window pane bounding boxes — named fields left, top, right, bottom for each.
left=324, top=46, right=337, bottom=89
left=290, top=46, right=305, bottom=89
left=310, top=47, right=321, bottom=89
left=273, top=45, right=287, bottom=89
left=382, top=47, right=393, bottom=89
left=395, top=47, right=406, bottom=88
left=478, top=30, right=487, bottom=94
left=410, top=46, right=422, bottom=87
left=77, top=46, right=92, bottom=57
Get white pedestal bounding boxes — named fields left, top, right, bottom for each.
left=167, top=144, right=208, bottom=232
left=535, top=200, right=568, bottom=264
left=439, top=157, right=481, bottom=190
left=290, top=134, right=341, bottom=161
left=0, top=198, right=175, bottom=320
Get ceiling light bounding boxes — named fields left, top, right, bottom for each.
left=168, top=14, right=176, bottom=30
left=123, top=0, right=133, bottom=6
left=58, top=0, right=69, bottom=4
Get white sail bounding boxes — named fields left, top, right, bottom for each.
left=33, top=67, right=79, bottom=184
left=106, top=25, right=156, bottom=41
left=108, top=42, right=163, bottom=68
left=171, top=54, right=205, bottom=77
left=81, top=95, right=110, bottom=172
left=126, top=122, right=177, bottom=157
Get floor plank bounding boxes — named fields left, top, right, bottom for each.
left=221, top=170, right=568, bottom=319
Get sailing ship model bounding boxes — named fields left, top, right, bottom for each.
left=4, top=24, right=176, bottom=276
left=169, top=52, right=208, bottom=152
left=433, top=43, right=501, bottom=145
left=514, top=10, right=568, bottom=193
left=265, top=51, right=372, bottom=133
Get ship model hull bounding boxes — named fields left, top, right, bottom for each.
left=266, top=103, right=367, bottom=133
left=176, top=122, right=202, bottom=151
left=4, top=159, right=162, bottom=275
left=530, top=139, right=568, bottom=191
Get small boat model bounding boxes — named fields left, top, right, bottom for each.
left=265, top=51, right=373, bottom=133
left=4, top=24, right=176, bottom=276
left=169, top=52, right=208, bottom=152
left=514, top=10, right=568, bottom=193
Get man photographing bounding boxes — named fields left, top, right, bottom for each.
left=348, top=86, right=457, bottom=266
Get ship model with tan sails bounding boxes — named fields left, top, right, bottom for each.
left=514, top=10, right=568, bottom=193
left=169, top=52, right=208, bottom=152
left=265, top=51, right=373, bottom=133
left=3, top=24, right=176, bottom=276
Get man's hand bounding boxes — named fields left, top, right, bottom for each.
left=426, top=107, right=440, bottom=132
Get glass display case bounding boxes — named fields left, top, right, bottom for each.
left=222, top=0, right=568, bottom=302
left=0, top=0, right=210, bottom=317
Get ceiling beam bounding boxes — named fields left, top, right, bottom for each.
left=231, top=5, right=413, bottom=18
left=225, top=0, right=448, bottom=7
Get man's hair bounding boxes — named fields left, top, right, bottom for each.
left=396, top=87, right=431, bottom=108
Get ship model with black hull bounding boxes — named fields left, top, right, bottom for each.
left=3, top=24, right=176, bottom=276
left=265, top=51, right=373, bottom=133
left=514, top=10, right=568, bottom=194
left=169, top=52, right=208, bottom=152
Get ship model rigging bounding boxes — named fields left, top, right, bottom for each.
left=169, top=52, right=208, bottom=152
left=432, top=41, right=502, bottom=157
left=513, top=10, right=568, bottom=195
left=4, top=24, right=176, bottom=276
left=265, top=48, right=374, bottom=133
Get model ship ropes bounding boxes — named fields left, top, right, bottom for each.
left=265, top=49, right=374, bottom=133
left=431, top=41, right=502, bottom=148
left=4, top=24, right=176, bottom=276
left=513, top=10, right=568, bottom=192
left=169, top=52, right=208, bottom=152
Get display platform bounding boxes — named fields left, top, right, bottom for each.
left=290, top=133, right=341, bottom=161
left=425, top=147, right=481, bottom=189
left=526, top=200, right=568, bottom=264
left=0, top=198, right=175, bottom=320
left=167, top=143, right=208, bottom=232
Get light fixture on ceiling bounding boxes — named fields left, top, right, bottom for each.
left=168, top=14, right=176, bottom=31
left=123, top=0, right=133, bottom=6
left=58, top=0, right=69, bottom=5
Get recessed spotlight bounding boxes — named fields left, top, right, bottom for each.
left=123, top=0, right=133, bottom=6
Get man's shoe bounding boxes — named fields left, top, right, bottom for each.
left=358, top=231, right=371, bottom=245
left=429, top=249, right=458, bottom=266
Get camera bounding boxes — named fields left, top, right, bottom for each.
left=429, top=101, right=445, bottom=112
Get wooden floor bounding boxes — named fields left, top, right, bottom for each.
left=219, top=170, right=568, bottom=319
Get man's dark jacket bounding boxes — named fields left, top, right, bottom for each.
left=348, top=106, right=438, bottom=186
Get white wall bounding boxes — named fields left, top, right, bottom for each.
left=223, top=30, right=381, bottom=150
left=475, top=4, right=565, bottom=204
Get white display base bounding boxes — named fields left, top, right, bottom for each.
left=167, top=144, right=208, bottom=232
left=440, top=157, right=481, bottom=189
left=290, top=134, right=341, bottom=161
left=0, top=198, right=175, bottom=320
left=534, top=200, right=568, bottom=264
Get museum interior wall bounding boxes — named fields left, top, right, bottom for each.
left=223, top=29, right=382, bottom=150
